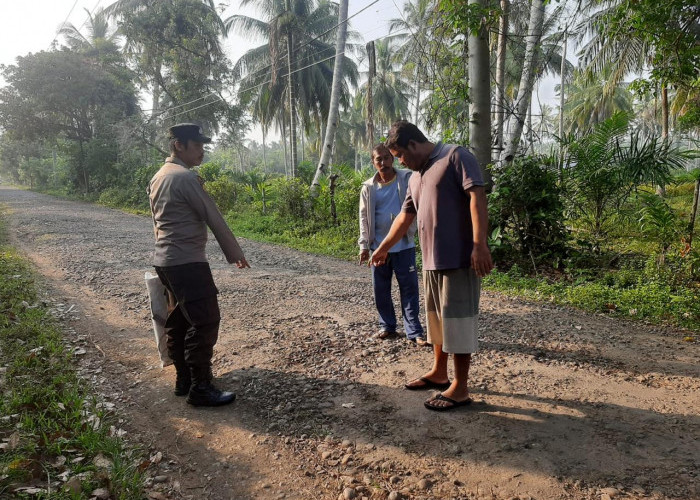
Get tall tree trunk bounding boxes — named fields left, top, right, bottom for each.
left=311, top=0, right=349, bottom=191
left=499, top=0, right=545, bottom=164
left=281, top=113, right=289, bottom=178
left=661, top=85, right=669, bottom=140
left=558, top=34, right=567, bottom=139
left=262, top=126, right=267, bottom=173
left=527, top=91, right=535, bottom=154
left=413, top=65, right=421, bottom=127
left=286, top=30, right=298, bottom=177
left=79, top=139, right=89, bottom=195
left=300, top=128, right=305, bottom=163
left=151, top=58, right=162, bottom=118
left=366, top=41, right=376, bottom=148
left=657, top=84, right=669, bottom=196
left=495, top=0, right=509, bottom=153
left=468, top=0, right=493, bottom=187
left=688, top=178, right=700, bottom=250
left=558, top=33, right=567, bottom=178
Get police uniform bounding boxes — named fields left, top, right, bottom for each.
left=148, top=123, right=244, bottom=406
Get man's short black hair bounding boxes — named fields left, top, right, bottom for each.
left=371, top=143, right=391, bottom=157
left=169, top=138, right=184, bottom=154
left=385, top=120, right=428, bottom=150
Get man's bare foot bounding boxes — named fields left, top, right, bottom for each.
left=404, top=377, right=451, bottom=390
left=438, top=385, right=470, bottom=403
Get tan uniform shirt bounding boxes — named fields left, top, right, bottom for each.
left=148, top=156, right=244, bottom=267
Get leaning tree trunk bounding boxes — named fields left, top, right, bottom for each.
left=311, top=0, right=349, bottom=192
left=468, top=0, right=493, bottom=188
left=499, top=0, right=545, bottom=164
left=494, top=0, right=509, bottom=154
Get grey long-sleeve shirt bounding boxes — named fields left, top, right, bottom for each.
left=148, top=156, right=244, bottom=267
left=358, top=167, right=417, bottom=251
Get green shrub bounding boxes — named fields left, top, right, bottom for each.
left=489, top=155, right=569, bottom=268
left=273, top=177, right=312, bottom=220
left=206, top=176, right=239, bottom=213
left=637, top=192, right=683, bottom=255
left=666, top=182, right=696, bottom=197
left=196, top=161, right=224, bottom=182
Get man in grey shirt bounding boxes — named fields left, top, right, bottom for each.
left=148, top=123, right=249, bottom=407
left=371, top=121, right=493, bottom=411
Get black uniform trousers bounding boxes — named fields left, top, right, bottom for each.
left=154, top=262, right=220, bottom=368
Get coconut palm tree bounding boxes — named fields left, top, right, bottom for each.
left=312, top=0, right=350, bottom=190
left=59, top=7, right=121, bottom=57
left=355, top=38, right=412, bottom=135
left=227, top=0, right=359, bottom=178
left=562, top=67, right=634, bottom=135
left=499, top=0, right=573, bottom=162
left=388, top=0, right=436, bottom=127
left=500, top=0, right=546, bottom=163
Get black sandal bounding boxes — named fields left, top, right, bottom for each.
left=424, top=393, right=473, bottom=411
left=404, top=377, right=451, bottom=391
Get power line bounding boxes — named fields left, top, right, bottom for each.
left=154, top=0, right=382, bottom=123
left=158, top=51, right=346, bottom=123
left=75, top=0, right=104, bottom=34
left=228, top=0, right=379, bottom=92
left=49, top=0, right=81, bottom=49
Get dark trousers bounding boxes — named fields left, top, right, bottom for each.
left=371, top=247, right=424, bottom=339
left=154, top=262, right=220, bottom=368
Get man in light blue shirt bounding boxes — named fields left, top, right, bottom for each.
left=359, top=144, right=426, bottom=345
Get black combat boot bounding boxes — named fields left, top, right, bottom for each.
left=173, top=362, right=191, bottom=397
left=186, top=366, right=236, bottom=407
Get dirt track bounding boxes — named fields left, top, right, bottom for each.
left=1, top=185, right=698, bottom=500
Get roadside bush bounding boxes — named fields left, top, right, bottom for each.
left=206, top=176, right=239, bottom=214
left=489, top=155, right=569, bottom=268
left=274, top=177, right=312, bottom=220
left=637, top=192, right=683, bottom=255
left=197, top=161, right=224, bottom=182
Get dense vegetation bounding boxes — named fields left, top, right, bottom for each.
left=0, top=0, right=698, bottom=332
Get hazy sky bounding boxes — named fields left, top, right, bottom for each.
left=0, top=0, right=559, bottom=141
left=0, top=0, right=405, bottom=73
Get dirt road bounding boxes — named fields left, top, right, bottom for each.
left=1, top=186, right=698, bottom=500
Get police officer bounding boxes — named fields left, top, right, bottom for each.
left=148, top=123, right=250, bottom=407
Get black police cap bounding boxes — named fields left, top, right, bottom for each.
left=168, top=123, right=212, bottom=144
